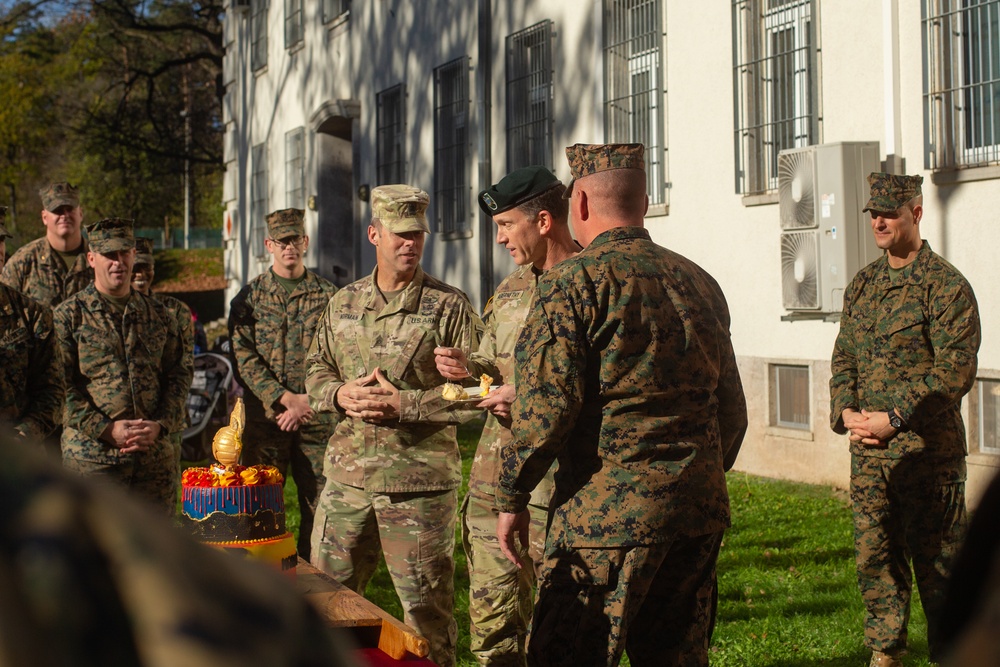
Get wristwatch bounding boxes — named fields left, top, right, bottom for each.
left=888, top=409, right=907, bottom=432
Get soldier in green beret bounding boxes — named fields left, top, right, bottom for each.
left=434, top=165, right=579, bottom=666
left=228, top=208, right=339, bottom=560
left=1, top=182, right=94, bottom=307
left=53, top=218, right=193, bottom=514
left=131, top=236, right=195, bottom=469
left=830, top=172, right=981, bottom=667
left=495, top=144, right=747, bottom=666
left=306, top=184, right=485, bottom=667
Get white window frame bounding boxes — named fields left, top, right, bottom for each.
left=770, top=363, right=810, bottom=430
left=285, top=127, right=305, bottom=209
left=978, top=377, right=1000, bottom=455
left=251, top=142, right=269, bottom=259
left=251, top=0, right=269, bottom=72
left=284, top=0, right=304, bottom=49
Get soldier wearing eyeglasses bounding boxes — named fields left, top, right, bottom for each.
left=228, top=208, right=339, bottom=559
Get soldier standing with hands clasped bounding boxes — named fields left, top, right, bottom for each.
left=830, top=172, right=981, bottom=667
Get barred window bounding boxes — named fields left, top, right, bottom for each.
left=285, top=0, right=303, bottom=49
left=251, top=143, right=269, bottom=258
left=506, top=21, right=554, bottom=172
left=285, top=127, right=305, bottom=209
left=923, top=0, right=1000, bottom=170
left=732, top=0, right=819, bottom=195
left=977, top=378, right=1000, bottom=454
left=323, top=0, right=350, bottom=23
left=770, top=364, right=810, bottom=430
left=603, top=0, right=667, bottom=206
left=434, top=57, right=470, bottom=237
left=251, top=0, right=269, bottom=71
left=377, top=84, right=406, bottom=185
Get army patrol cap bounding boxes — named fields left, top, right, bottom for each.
left=85, top=217, right=135, bottom=254
left=266, top=208, right=306, bottom=241
left=563, top=143, right=646, bottom=198
left=0, top=206, right=9, bottom=240
left=863, top=172, right=923, bottom=213
left=39, top=182, right=81, bottom=212
left=134, top=237, right=155, bottom=266
left=478, top=166, right=562, bottom=217
left=371, top=185, right=430, bottom=234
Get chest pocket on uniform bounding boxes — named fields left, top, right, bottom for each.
left=885, top=305, right=928, bottom=355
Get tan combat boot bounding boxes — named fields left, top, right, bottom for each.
left=869, top=650, right=904, bottom=667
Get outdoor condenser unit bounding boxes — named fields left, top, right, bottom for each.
left=777, top=142, right=882, bottom=313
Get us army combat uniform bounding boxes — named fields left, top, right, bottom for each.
left=831, top=240, right=980, bottom=660
left=497, top=225, right=748, bottom=667
left=307, top=264, right=483, bottom=667
left=463, top=264, right=553, bottom=666
left=0, top=284, right=63, bottom=444
left=54, top=284, right=193, bottom=513
left=229, top=267, right=338, bottom=558
left=0, top=436, right=357, bottom=667
left=1, top=235, right=93, bottom=308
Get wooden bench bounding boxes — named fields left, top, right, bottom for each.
left=297, top=558, right=431, bottom=662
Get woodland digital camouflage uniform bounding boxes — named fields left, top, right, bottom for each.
left=1, top=183, right=93, bottom=307
left=306, top=261, right=484, bottom=667
left=0, top=437, right=357, bottom=667
left=497, top=221, right=747, bottom=663
left=831, top=238, right=980, bottom=661
left=54, top=284, right=193, bottom=514
left=228, top=244, right=338, bottom=558
left=0, top=283, right=63, bottom=443
left=463, top=263, right=552, bottom=666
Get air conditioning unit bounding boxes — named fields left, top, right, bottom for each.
left=777, top=142, right=882, bottom=313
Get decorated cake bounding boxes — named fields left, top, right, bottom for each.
left=180, top=399, right=297, bottom=575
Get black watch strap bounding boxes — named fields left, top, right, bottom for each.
left=889, top=409, right=907, bottom=432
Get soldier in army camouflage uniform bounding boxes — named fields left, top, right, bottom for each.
left=53, top=218, right=193, bottom=515
left=0, top=280, right=63, bottom=445
left=0, top=206, right=11, bottom=271
left=228, top=208, right=339, bottom=559
left=1, top=182, right=94, bottom=307
left=0, top=435, right=357, bottom=667
left=495, top=144, right=748, bottom=667
left=434, top=166, right=579, bottom=666
left=830, top=172, right=981, bottom=667
left=306, top=185, right=485, bottom=667
left=131, top=237, right=195, bottom=468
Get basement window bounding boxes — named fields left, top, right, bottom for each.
left=770, top=363, right=810, bottom=430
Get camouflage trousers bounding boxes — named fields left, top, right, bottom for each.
left=243, top=416, right=334, bottom=560
left=528, top=531, right=724, bottom=667
left=311, top=479, right=458, bottom=667
left=851, top=454, right=968, bottom=661
left=462, top=493, right=548, bottom=667
left=63, top=444, right=179, bottom=516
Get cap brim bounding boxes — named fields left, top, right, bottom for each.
left=383, top=219, right=430, bottom=234
left=93, top=240, right=135, bottom=254
left=45, top=198, right=79, bottom=212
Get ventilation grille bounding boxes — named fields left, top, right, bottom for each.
left=780, top=230, right=820, bottom=310
left=778, top=149, right=816, bottom=230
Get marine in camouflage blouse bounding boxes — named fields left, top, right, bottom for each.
left=496, top=227, right=748, bottom=547
left=1, top=236, right=93, bottom=307
left=830, top=240, right=981, bottom=459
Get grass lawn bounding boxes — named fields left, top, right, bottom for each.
left=274, top=419, right=935, bottom=666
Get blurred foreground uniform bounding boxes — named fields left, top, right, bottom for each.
left=0, top=436, right=358, bottom=667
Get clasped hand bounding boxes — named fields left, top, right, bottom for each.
left=336, top=368, right=400, bottom=422
left=105, top=419, right=162, bottom=453
left=842, top=408, right=897, bottom=447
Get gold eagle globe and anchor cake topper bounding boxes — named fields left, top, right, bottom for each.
left=211, top=397, right=245, bottom=470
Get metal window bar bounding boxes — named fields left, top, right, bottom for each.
left=923, top=0, right=1000, bottom=169
left=603, top=0, right=666, bottom=205
left=377, top=84, right=406, bottom=185
left=434, top=57, right=470, bottom=236
left=980, top=379, right=1000, bottom=454
left=251, top=143, right=268, bottom=258
left=774, top=364, right=810, bottom=429
left=285, top=0, right=303, bottom=48
left=323, top=0, right=351, bottom=22
left=251, top=0, right=269, bottom=71
left=285, top=128, right=305, bottom=209
left=506, top=21, right=554, bottom=172
left=731, top=0, right=817, bottom=195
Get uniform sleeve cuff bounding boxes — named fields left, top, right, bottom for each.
left=494, top=486, right=530, bottom=514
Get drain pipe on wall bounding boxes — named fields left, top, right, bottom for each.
left=883, top=0, right=905, bottom=174
left=477, top=0, right=494, bottom=310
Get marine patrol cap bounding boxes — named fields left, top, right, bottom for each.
left=266, top=208, right=306, bottom=241
left=478, top=166, right=563, bottom=217
left=134, top=237, right=155, bottom=266
left=563, top=143, right=646, bottom=198
left=0, top=206, right=10, bottom=240
left=39, top=182, right=81, bottom=212
left=85, top=217, right=135, bottom=254
left=371, top=185, right=430, bottom=234
left=862, top=172, right=923, bottom=213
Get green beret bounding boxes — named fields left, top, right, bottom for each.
left=478, top=166, right=562, bottom=217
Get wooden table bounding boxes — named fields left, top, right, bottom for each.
left=297, top=558, right=432, bottom=663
